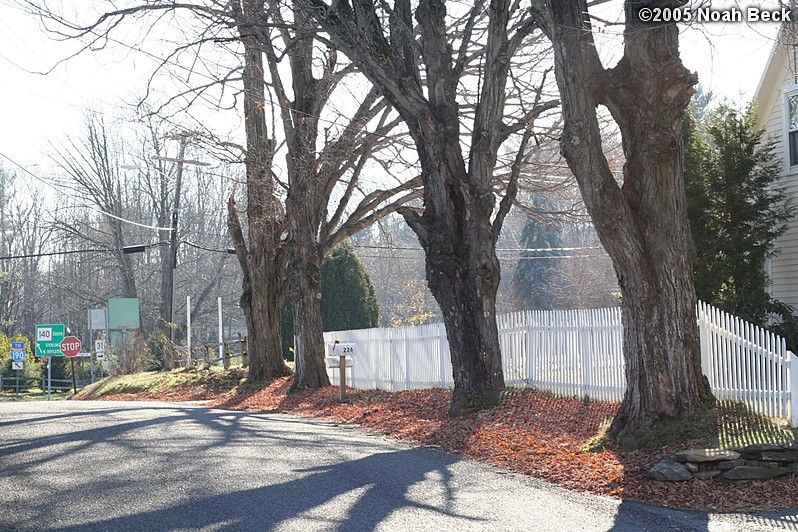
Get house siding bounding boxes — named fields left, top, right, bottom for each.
left=761, top=55, right=798, bottom=309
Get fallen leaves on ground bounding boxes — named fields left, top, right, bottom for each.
left=90, top=374, right=798, bottom=513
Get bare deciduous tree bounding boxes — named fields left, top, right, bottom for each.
left=258, top=0, right=419, bottom=389
left=532, top=0, right=714, bottom=438
left=300, top=0, right=558, bottom=414
left=226, top=0, right=292, bottom=380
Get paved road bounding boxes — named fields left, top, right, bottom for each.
left=0, top=401, right=795, bottom=531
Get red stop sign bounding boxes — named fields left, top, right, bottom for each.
left=60, top=336, right=82, bottom=357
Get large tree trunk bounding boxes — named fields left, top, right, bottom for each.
left=227, top=0, right=291, bottom=382
left=398, top=124, right=506, bottom=416
left=544, top=0, right=714, bottom=439
left=300, top=0, right=540, bottom=415
left=420, top=209, right=505, bottom=414
left=287, top=238, right=330, bottom=389
left=278, top=4, right=333, bottom=390
left=284, top=169, right=331, bottom=389
left=229, top=198, right=290, bottom=381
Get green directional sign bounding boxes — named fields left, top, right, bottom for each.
left=36, top=324, right=65, bottom=357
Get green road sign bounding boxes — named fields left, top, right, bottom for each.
left=36, top=324, right=65, bottom=357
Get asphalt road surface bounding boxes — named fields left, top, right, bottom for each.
left=0, top=401, right=796, bottom=531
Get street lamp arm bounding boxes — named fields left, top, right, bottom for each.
left=151, top=156, right=210, bottom=167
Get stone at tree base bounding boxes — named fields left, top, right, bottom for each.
left=723, top=466, right=792, bottom=480
left=716, top=459, right=745, bottom=470
left=685, top=462, right=699, bottom=473
left=694, top=470, right=722, bottom=480
left=646, top=460, right=693, bottom=481
left=673, top=449, right=740, bottom=463
left=747, top=460, right=779, bottom=468
left=739, top=443, right=786, bottom=453
left=760, top=450, right=798, bottom=462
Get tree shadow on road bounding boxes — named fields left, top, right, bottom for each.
left=44, top=447, right=480, bottom=531
left=0, top=403, right=481, bottom=531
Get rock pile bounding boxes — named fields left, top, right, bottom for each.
left=646, top=444, right=798, bottom=482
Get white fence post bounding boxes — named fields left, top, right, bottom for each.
left=217, top=297, right=223, bottom=363
left=697, top=301, right=710, bottom=378
left=579, top=309, right=592, bottom=400
left=790, top=351, right=798, bottom=428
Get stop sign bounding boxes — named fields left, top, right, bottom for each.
left=60, top=336, right=81, bottom=357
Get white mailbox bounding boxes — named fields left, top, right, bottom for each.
left=327, top=342, right=354, bottom=368
left=328, top=342, right=355, bottom=401
left=328, top=342, right=355, bottom=356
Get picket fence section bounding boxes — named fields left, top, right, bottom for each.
left=323, top=301, right=798, bottom=426
left=697, top=301, right=798, bottom=426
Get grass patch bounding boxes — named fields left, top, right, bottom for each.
left=0, top=388, right=72, bottom=401
left=582, top=400, right=798, bottom=452
left=714, top=400, right=798, bottom=449
left=580, top=417, right=613, bottom=452
left=74, top=366, right=251, bottom=400
left=629, top=411, right=720, bottom=451
left=75, top=371, right=181, bottom=398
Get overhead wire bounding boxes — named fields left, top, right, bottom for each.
left=0, top=150, right=173, bottom=231
left=0, top=241, right=161, bottom=261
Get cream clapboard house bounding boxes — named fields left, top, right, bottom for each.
left=754, top=27, right=798, bottom=310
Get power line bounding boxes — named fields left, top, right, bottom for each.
left=181, top=240, right=235, bottom=254
left=0, top=150, right=173, bottom=231
left=0, top=242, right=160, bottom=261
left=0, top=240, right=233, bottom=261
left=351, top=243, right=604, bottom=253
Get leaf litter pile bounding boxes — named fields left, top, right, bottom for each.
left=89, top=373, right=798, bottom=513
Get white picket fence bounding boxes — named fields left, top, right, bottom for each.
left=323, top=301, right=798, bottom=427
left=697, top=301, right=798, bottom=426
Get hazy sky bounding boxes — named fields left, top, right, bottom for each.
left=0, top=1, right=782, bottom=172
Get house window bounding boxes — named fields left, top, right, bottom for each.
left=788, top=93, right=798, bottom=167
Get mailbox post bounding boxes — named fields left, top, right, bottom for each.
left=328, top=342, right=355, bottom=401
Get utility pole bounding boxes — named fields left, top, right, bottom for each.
left=154, top=132, right=209, bottom=345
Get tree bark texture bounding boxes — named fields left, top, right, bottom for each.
left=267, top=2, right=413, bottom=390
left=543, top=0, right=714, bottom=438
left=271, top=4, right=333, bottom=389
left=301, top=0, right=547, bottom=414
left=287, top=238, right=330, bottom=389
left=285, top=166, right=331, bottom=389
left=228, top=0, right=291, bottom=382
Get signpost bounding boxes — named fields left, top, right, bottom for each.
left=60, top=336, right=82, bottom=395
left=89, top=308, right=108, bottom=384
left=36, top=324, right=65, bottom=401
left=94, top=339, right=105, bottom=381
left=328, top=342, right=355, bottom=401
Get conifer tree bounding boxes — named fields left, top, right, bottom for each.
left=685, top=103, right=796, bottom=342
left=512, top=199, right=562, bottom=310
left=282, top=242, right=379, bottom=357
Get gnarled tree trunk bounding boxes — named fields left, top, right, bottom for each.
left=227, top=0, right=291, bottom=381
left=302, top=0, right=557, bottom=415
left=542, top=0, right=714, bottom=439
left=286, top=240, right=329, bottom=389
